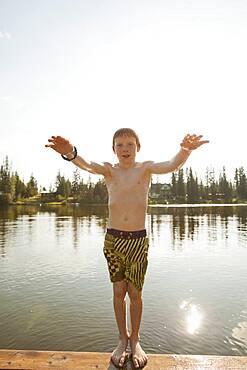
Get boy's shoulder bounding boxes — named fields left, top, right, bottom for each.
left=135, top=161, right=153, bottom=169
left=103, top=161, right=113, bottom=168
left=142, top=161, right=154, bottom=170
left=142, top=161, right=153, bottom=166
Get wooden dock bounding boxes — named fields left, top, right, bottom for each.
left=0, top=350, right=247, bottom=369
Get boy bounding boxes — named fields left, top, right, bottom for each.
left=45, top=129, right=208, bottom=368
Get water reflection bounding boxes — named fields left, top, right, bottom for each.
left=0, top=204, right=109, bottom=220
left=148, top=205, right=247, bottom=245
left=1, top=204, right=247, bottom=257
left=0, top=204, right=109, bottom=256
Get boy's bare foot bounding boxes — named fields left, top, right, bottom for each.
left=130, top=338, right=148, bottom=369
left=111, top=338, right=128, bottom=368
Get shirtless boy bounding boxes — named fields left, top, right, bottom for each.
left=45, top=128, right=208, bottom=368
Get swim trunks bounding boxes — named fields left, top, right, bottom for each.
left=103, top=228, right=149, bottom=290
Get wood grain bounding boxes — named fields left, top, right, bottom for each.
left=0, top=350, right=246, bottom=369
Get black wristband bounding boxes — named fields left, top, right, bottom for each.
left=61, top=146, right=77, bottom=161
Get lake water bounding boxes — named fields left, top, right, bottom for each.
left=0, top=204, right=247, bottom=356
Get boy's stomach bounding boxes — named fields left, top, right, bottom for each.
left=108, top=201, right=147, bottom=231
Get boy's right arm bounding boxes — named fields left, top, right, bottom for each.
left=45, top=135, right=110, bottom=176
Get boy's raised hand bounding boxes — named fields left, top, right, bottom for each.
left=45, top=136, right=73, bottom=155
left=180, top=134, right=209, bottom=151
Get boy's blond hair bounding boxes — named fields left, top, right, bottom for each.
left=112, top=128, right=141, bottom=151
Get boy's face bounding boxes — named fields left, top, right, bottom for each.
left=113, top=135, right=140, bottom=164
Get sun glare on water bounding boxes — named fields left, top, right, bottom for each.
left=180, top=300, right=203, bottom=335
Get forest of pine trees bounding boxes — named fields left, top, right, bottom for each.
left=0, top=156, right=247, bottom=204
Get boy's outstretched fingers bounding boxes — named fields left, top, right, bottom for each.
left=181, top=134, right=209, bottom=151
left=45, top=135, right=73, bottom=155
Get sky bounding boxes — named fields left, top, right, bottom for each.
left=1, top=0, right=247, bottom=190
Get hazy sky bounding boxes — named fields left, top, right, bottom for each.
left=1, top=0, right=247, bottom=189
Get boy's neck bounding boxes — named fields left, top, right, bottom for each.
left=117, top=160, right=137, bottom=169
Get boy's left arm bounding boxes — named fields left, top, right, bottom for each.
left=146, top=134, right=209, bottom=175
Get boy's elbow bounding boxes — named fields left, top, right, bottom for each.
left=171, top=163, right=183, bottom=173
left=166, top=161, right=180, bottom=173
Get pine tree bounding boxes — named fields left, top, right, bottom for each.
left=235, top=167, right=247, bottom=200
left=0, top=156, right=12, bottom=202
left=171, top=173, right=177, bottom=202
left=176, top=169, right=185, bottom=203
left=218, top=167, right=232, bottom=201
left=55, top=171, right=67, bottom=197
left=0, top=156, right=11, bottom=194
left=207, top=167, right=218, bottom=201
left=71, top=168, right=81, bottom=197
left=25, top=174, right=38, bottom=198
left=14, top=172, right=26, bottom=200
left=186, top=167, right=199, bottom=203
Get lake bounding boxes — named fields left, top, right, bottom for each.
left=0, top=204, right=247, bottom=356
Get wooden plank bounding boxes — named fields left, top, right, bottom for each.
left=0, top=350, right=109, bottom=369
left=0, top=350, right=247, bottom=369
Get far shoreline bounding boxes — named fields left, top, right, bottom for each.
left=4, top=201, right=247, bottom=207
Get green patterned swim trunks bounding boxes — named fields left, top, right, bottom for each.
left=103, top=228, right=149, bottom=290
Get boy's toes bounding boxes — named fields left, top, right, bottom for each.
left=132, top=354, right=148, bottom=369
left=140, top=356, right=148, bottom=367
left=111, top=353, right=127, bottom=368
left=119, top=354, right=126, bottom=367
left=133, top=356, right=141, bottom=368
left=133, top=357, right=139, bottom=368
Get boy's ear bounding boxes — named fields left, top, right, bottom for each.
left=137, top=144, right=141, bottom=152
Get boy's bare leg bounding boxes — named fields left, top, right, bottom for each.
left=128, top=282, right=148, bottom=368
left=111, top=281, right=129, bottom=367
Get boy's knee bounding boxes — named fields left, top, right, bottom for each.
left=127, top=282, right=142, bottom=302
left=113, top=281, right=127, bottom=300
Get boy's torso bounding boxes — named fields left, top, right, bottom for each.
left=105, top=162, right=151, bottom=231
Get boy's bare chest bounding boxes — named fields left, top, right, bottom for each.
left=107, top=167, right=150, bottom=193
